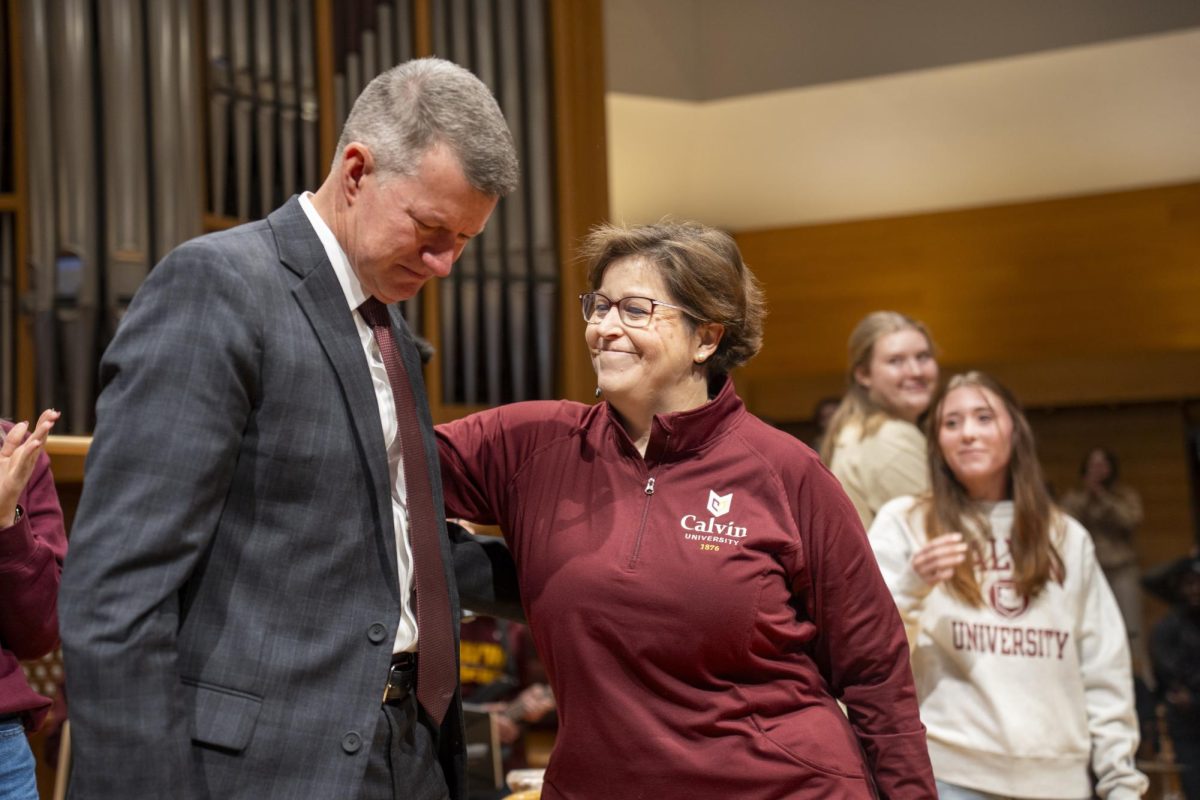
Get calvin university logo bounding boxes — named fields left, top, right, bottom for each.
left=707, top=490, right=732, bottom=518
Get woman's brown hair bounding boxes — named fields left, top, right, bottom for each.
left=581, top=220, right=765, bottom=376
left=921, top=371, right=1064, bottom=606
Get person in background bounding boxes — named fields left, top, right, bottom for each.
left=1060, top=448, right=1147, bottom=674
left=808, top=395, right=841, bottom=451
left=821, top=310, right=939, bottom=529
left=458, top=615, right=554, bottom=800
left=59, top=58, right=520, bottom=800
left=0, top=409, right=65, bottom=800
left=869, top=372, right=1147, bottom=800
left=437, top=221, right=935, bottom=799
left=1145, top=554, right=1200, bottom=800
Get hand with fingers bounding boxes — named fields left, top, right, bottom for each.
left=911, top=532, right=969, bottom=586
left=0, top=409, right=61, bottom=528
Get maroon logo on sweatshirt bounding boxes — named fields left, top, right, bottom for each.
left=987, top=579, right=1030, bottom=618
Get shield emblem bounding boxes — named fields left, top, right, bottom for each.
left=707, top=490, right=732, bottom=518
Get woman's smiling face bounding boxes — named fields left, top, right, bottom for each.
left=586, top=257, right=712, bottom=414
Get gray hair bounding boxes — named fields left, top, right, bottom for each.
left=334, top=57, right=519, bottom=197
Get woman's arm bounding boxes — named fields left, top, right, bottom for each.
left=868, top=501, right=938, bottom=649
left=0, top=414, right=67, bottom=659
left=790, top=470, right=936, bottom=799
left=1073, top=525, right=1148, bottom=799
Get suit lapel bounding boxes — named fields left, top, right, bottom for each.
left=269, top=199, right=401, bottom=591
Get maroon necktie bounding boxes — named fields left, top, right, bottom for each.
left=359, top=297, right=456, bottom=725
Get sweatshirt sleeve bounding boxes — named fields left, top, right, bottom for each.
left=868, top=500, right=933, bottom=650
left=436, top=401, right=579, bottom=527
left=792, top=466, right=936, bottom=799
left=0, top=446, right=67, bottom=660
left=1071, top=522, right=1148, bottom=800
left=437, top=408, right=511, bottom=526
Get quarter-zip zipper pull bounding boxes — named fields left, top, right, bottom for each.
left=644, top=477, right=656, bottom=495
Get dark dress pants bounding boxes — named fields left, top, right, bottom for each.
left=361, top=692, right=450, bottom=800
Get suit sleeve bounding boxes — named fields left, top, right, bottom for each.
left=59, top=241, right=260, bottom=799
left=785, top=465, right=935, bottom=799
left=447, top=523, right=523, bottom=621
left=0, top=448, right=66, bottom=659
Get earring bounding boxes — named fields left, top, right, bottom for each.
left=594, top=386, right=602, bottom=398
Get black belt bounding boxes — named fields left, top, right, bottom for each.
left=382, top=652, right=417, bottom=704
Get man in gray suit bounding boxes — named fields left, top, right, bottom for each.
left=60, top=58, right=521, bottom=799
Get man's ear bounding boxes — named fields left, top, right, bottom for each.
left=340, top=142, right=374, bottom=201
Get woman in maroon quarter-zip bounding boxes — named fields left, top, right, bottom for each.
left=437, top=221, right=934, bottom=799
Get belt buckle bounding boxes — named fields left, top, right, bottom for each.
left=382, top=654, right=416, bottom=704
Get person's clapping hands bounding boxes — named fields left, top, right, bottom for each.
left=0, top=409, right=60, bottom=527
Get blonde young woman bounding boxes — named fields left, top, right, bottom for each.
left=821, top=311, right=939, bottom=529
left=868, top=372, right=1147, bottom=800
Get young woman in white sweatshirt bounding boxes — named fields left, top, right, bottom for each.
left=868, top=372, right=1147, bottom=800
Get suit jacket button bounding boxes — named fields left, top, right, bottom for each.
left=342, top=731, right=363, bottom=754
left=367, top=622, right=389, bottom=644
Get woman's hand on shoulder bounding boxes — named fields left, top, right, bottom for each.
left=911, top=533, right=968, bottom=586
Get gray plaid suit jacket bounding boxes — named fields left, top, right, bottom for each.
left=59, top=197, right=520, bottom=799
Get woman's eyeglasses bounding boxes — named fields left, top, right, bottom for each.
left=579, top=292, right=695, bottom=328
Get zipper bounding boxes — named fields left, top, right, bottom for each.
left=627, top=436, right=668, bottom=570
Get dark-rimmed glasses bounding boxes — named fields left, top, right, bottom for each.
left=579, top=292, right=694, bottom=328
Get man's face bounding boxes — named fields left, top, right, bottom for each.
left=342, top=143, right=498, bottom=304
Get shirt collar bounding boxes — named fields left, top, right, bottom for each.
left=298, top=191, right=369, bottom=312
left=598, top=375, right=745, bottom=463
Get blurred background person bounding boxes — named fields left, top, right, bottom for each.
left=1061, top=448, right=1147, bottom=674
left=869, top=372, right=1146, bottom=800
left=438, top=221, right=935, bottom=798
left=821, top=311, right=939, bottom=529
left=458, top=614, right=554, bottom=800
left=0, top=409, right=65, bottom=800
left=1145, top=553, right=1200, bottom=800
left=808, top=395, right=841, bottom=451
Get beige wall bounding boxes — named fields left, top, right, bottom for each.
left=608, top=29, right=1200, bottom=230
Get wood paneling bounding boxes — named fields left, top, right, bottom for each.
left=7, top=0, right=33, bottom=421
left=734, top=182, right=1200, bottom=422
left=550, top=0, right=609, bottom=404
left=1029, top=402, right=1196, bottom=633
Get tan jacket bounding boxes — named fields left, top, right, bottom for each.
left=1060, top=484, right=1142, bottom=569
left=828, top=417, right=929, bottom=529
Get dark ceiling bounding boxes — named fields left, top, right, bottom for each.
left=605, top=0, right=1200, bottom=101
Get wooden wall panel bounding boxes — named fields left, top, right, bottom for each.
left=550, top=0, right=608, bottom=404
left=734, top=182, right=1200, bottom=422
left=1029, top=402, right=1196, bottom=633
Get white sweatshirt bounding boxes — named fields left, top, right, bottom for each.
left=869, top=496, right=1147, bottom=800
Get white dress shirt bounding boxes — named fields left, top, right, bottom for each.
left=299, top=192, right=419, bottom=654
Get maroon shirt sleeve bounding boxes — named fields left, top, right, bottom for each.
left=437, top=400, right=581, bottom=527
left=0, top=444, right=67, bottom=660
left=783, top=460, right=936, bottom=799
